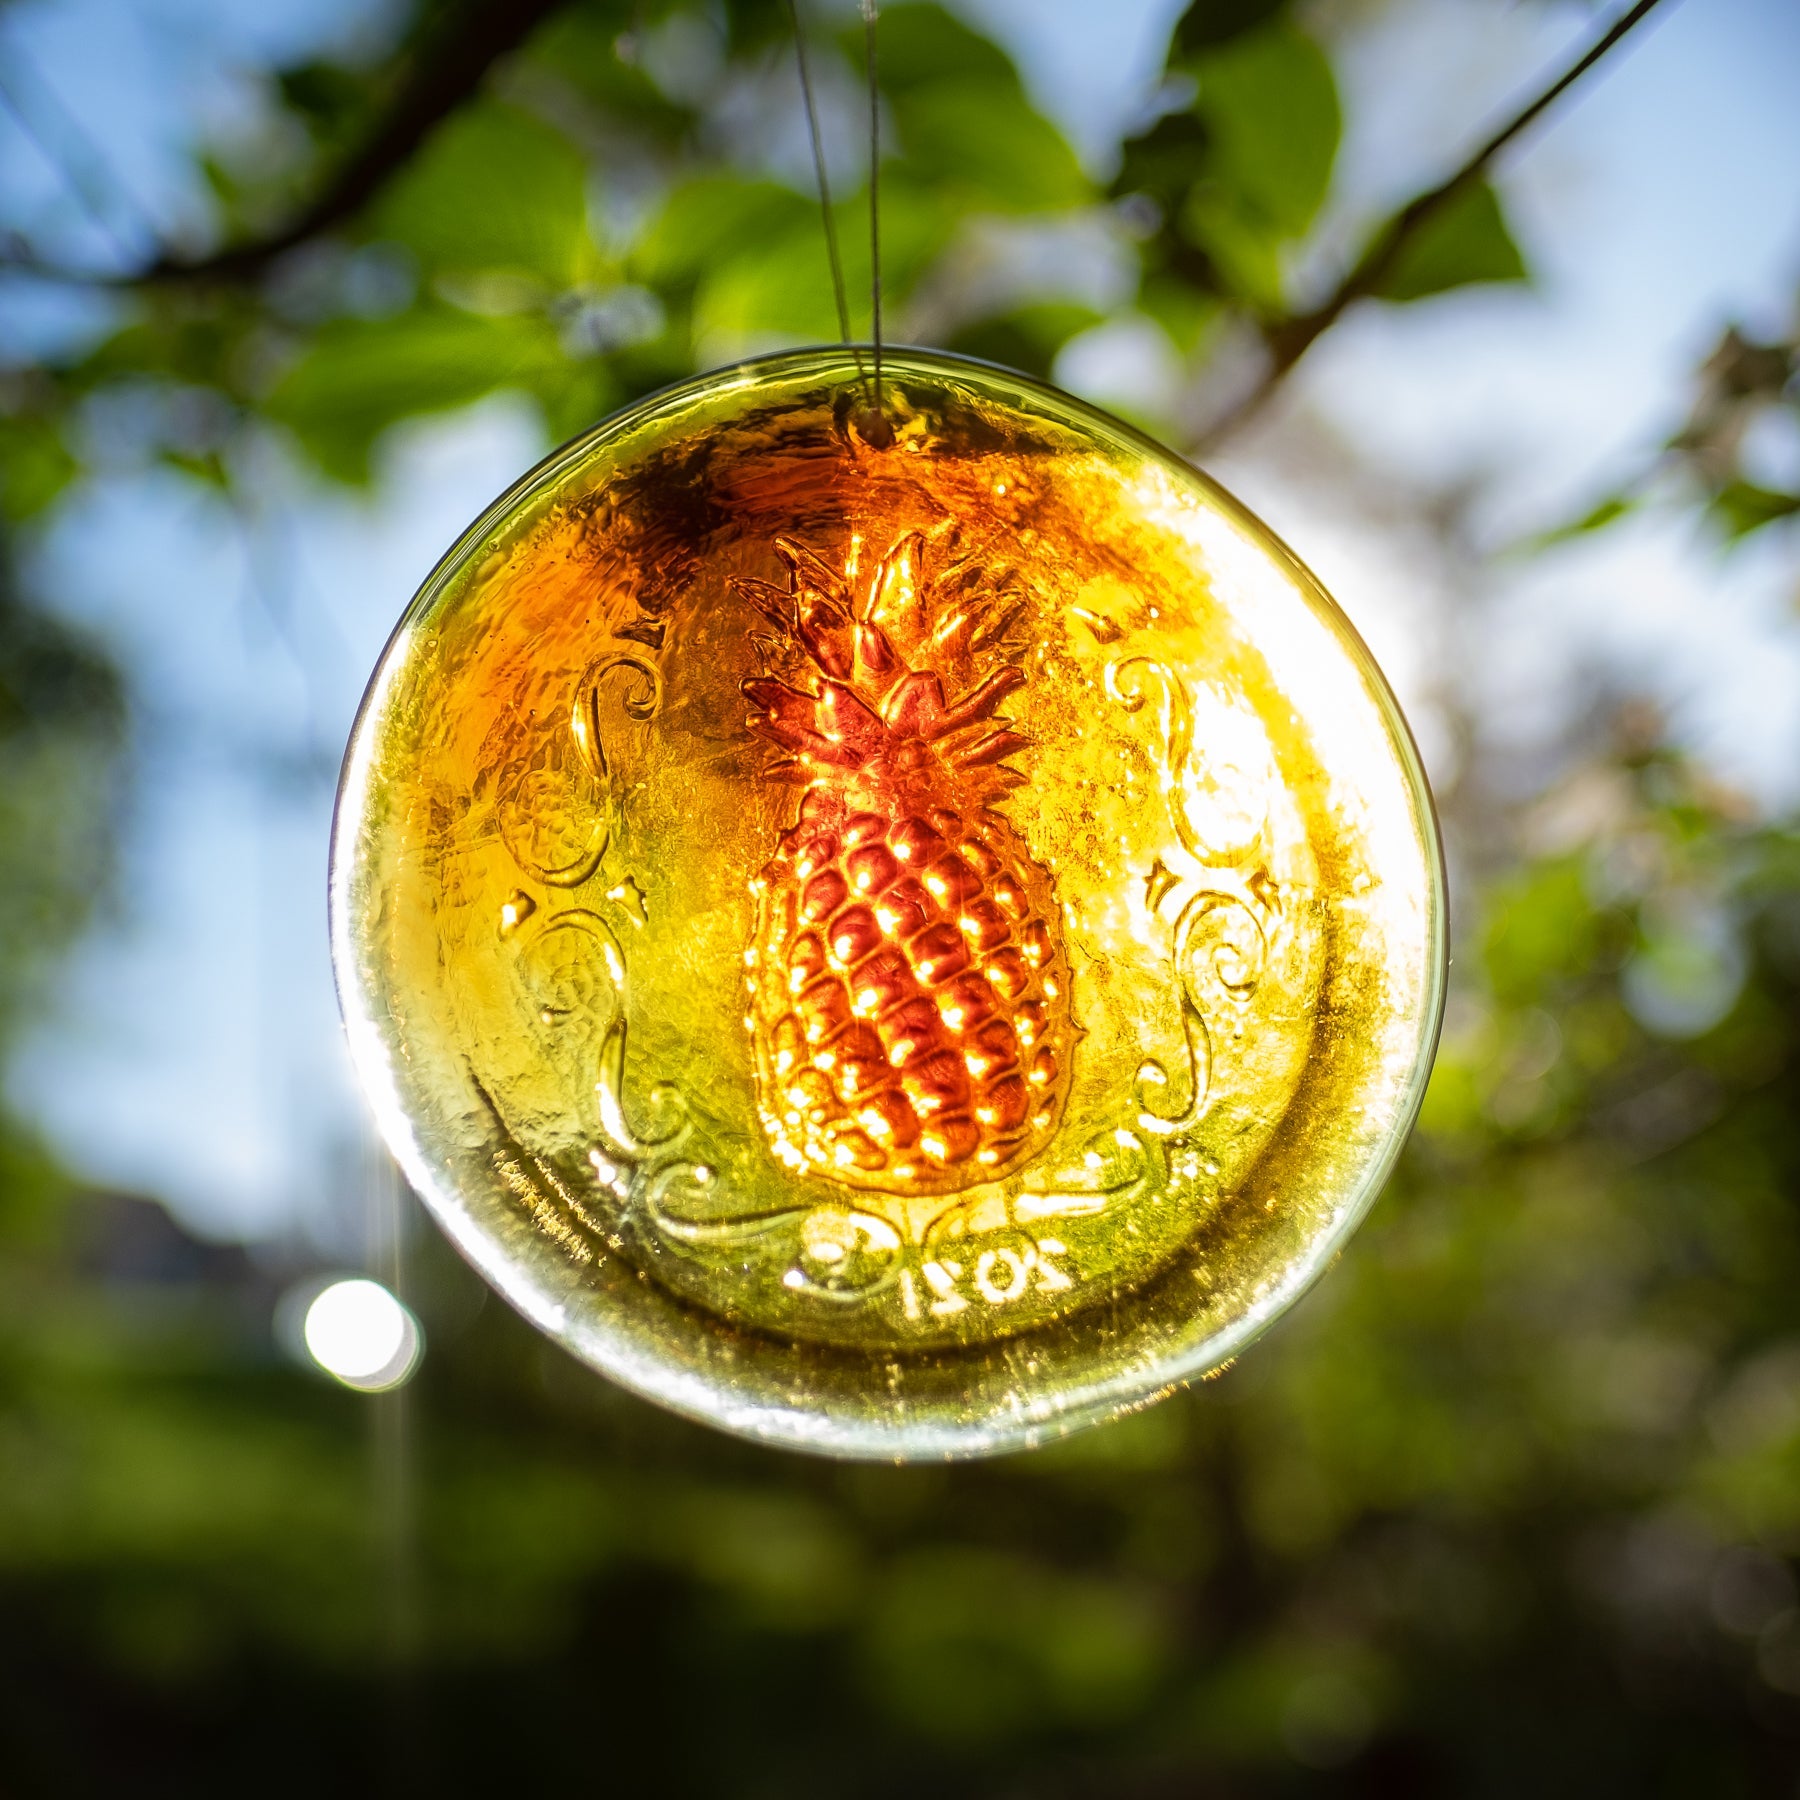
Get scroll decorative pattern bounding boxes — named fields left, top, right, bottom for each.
left=487, top=634, right=732, bottom=1262
left=1107, top=657, right=1274, bottom=1143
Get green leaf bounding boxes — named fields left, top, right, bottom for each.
left=1519, top=495, right=1637, bottom=554
left=276, top=59, right=377, bottom=154
left=943, top=303, right=1105, bottom=380
left=1174, top=0, right=1288, bottom=54
left=83, top=316, right=242, bottom=392
left=264, top=308, right=564, bottom=482
left=535, top=361, right=624, bottom=448
left=525, top=14, right=694, bottom=146
left=1567, top=496, right=1634, bottom=535
left=1482, top=856, right=1602, bottom=1006
left=689, top=182, right=953, bottom=355
left=1710, top=480, right=1800, bottom=540
left=159, top=448, right=230, bottom=491
left=1181, top=190, right=1284, bottom=310
left=631, top=178, right=814, bottom=290
left=1138, top=275, right=1221, bottom=355
left=1141, top=21, right=1339, bottom=309
left=843, top=0, right=1090, bottom=213
left=1370, top=180, right=1528, bottom=303
left=372, top=102, right=592, bottom=287
left=826, top=174, right=960, bottom=314
left=1113, top=108, right=1212, bottom=215
left=890, top=81, right=1089, bottom=213
left=855, top=4, right=1020, bottom=95
left=0, top=417, right=80, bottom=521
left=691, top=230, right=849, bottom=356
left=1194, top=23, right=1339, bottom=238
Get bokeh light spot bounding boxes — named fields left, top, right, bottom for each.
left=302, top=1279, right=422, bottom=1392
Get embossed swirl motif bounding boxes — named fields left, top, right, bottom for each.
left=1108, top=657, right=1273, bottom=1140
left=485, top=652, right=660, bottom=889
left=480, top=560, right=1292, bottom=1340
left=492, top=653, right=659, bottom=1044
left=738, top=534, right=1076, bottom=1197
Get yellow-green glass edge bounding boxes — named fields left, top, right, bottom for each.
left=329, top=345, right=1449, bottom=1460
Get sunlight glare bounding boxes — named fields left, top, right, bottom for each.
left=302, top=1278, right=422, bottom=1392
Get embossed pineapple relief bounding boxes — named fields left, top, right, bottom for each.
left=481, top=529, right=1313, bottom=1328
left=738, top=532, right=1075, bottom=1196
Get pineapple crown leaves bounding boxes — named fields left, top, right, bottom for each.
left=737, top=533, right=1031, bottom=787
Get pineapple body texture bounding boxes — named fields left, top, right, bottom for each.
left=741, top=533, right=1075, bottom=1198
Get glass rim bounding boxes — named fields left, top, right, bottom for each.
left=330, top=343, right=1449, bottom=1459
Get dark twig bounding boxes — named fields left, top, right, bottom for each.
left=3, top=0, right=574, bottom=288
left=1198, top=0, right=1673, bottom=450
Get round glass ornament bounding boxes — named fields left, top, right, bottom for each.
left=331, top=346, right=1445, bottom=1458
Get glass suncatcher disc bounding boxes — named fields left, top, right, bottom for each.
left=331, top=347, right=1445, bottom=1458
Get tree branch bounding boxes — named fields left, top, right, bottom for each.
left=3, top=0, right=576, bottom=289
left=1197, top=0, right=1674, bottom=450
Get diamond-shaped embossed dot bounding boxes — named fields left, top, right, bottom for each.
left=828, top=905, right=882, bottom=968
left=911, top=923, right=970, bottom=986
left=801, top=868, right=849, bottom=923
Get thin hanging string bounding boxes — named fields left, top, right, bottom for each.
left=861, top=0, right=883, bottom=400
left=785, top=0, right=854, bottom=350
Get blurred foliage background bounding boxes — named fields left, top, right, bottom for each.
left=2, top=0, right=1800, bottom=1791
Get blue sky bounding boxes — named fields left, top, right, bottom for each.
left=2, top=0, right=1797, bottom=1242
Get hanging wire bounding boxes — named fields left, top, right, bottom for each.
left=861, top=0, right=883, bottom=401
left=785, top=0, right=886, bottom=433
left=785, top=0, right=854, bottom=350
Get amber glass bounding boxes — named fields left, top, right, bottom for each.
left=330, top=347, right=1446, bottom=1458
